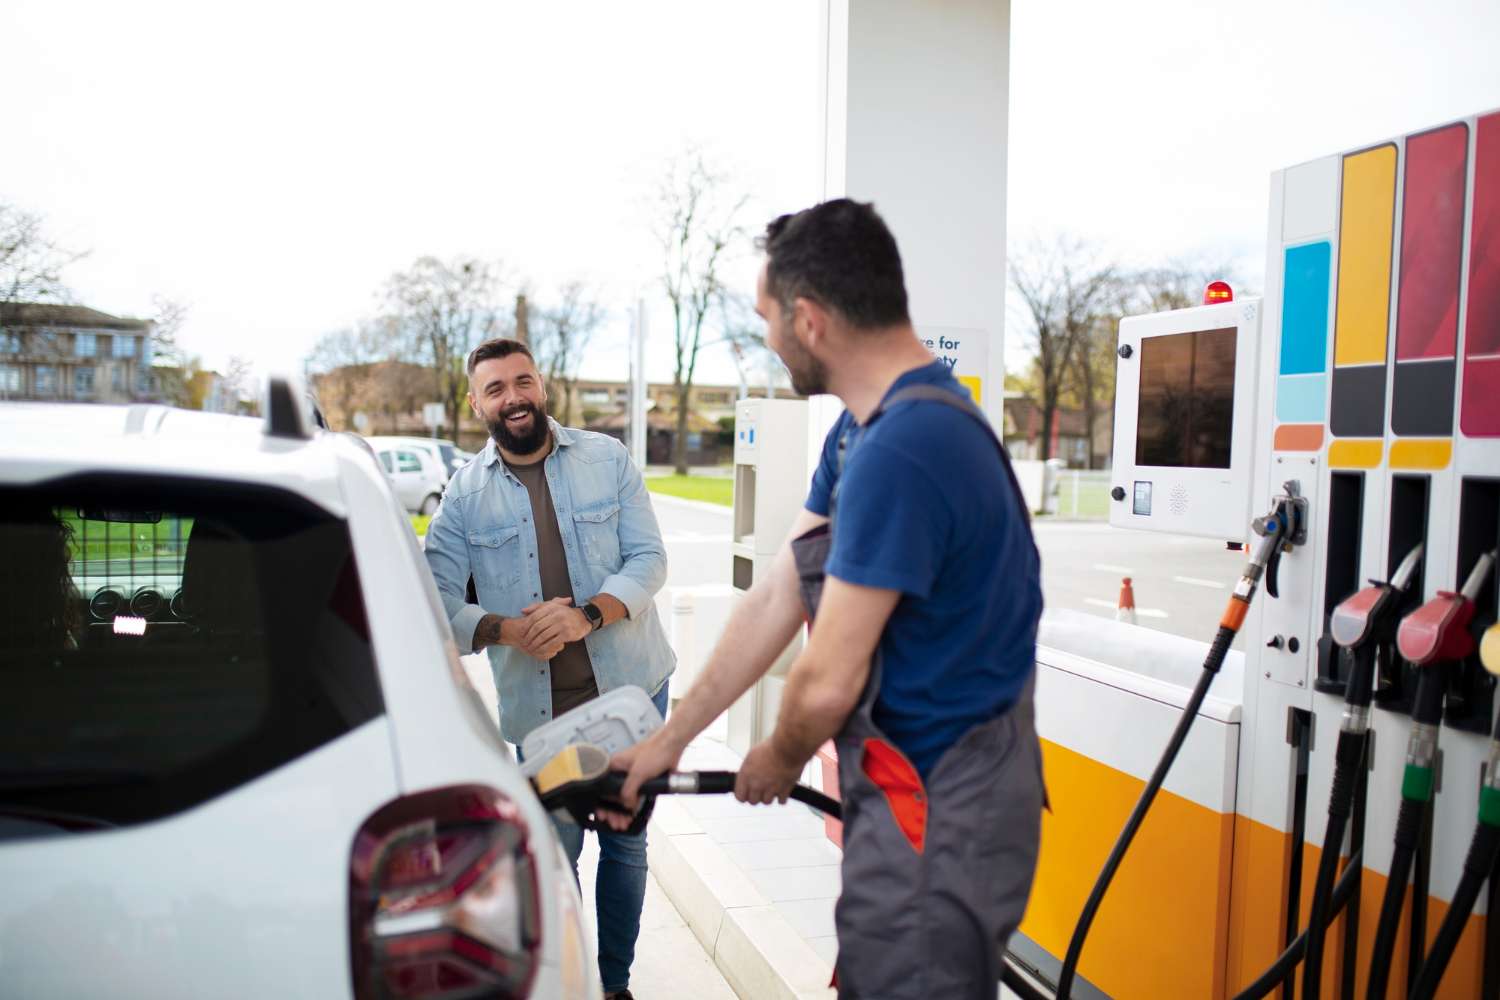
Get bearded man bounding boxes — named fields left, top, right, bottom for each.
left=423, top=337, right=674, bottom=1000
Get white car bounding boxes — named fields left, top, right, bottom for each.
left=367, top=438, right=451, bottom=516
left=0, top=385, right=598, bottom=1000
left=367, top=437, right=475, bottom=481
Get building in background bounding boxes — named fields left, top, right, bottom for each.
left=1002, top=394, right=1114, bottom=469
left=0, top=304, right=156, bottom=404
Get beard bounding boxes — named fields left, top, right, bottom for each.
left=776, top=331, right=830, bottom=397
left=486, top=401, right=550, bottom=455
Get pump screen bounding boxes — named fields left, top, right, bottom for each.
left=1135, top=327, right=1236, bottom=469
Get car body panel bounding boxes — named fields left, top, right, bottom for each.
left=0, top=719, right=399, bottom=1000
left=0, top=402, right=598, bottom=1000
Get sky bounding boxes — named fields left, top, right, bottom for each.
left=3, top=1, right=1498, bottom=391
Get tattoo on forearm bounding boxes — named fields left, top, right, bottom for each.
left=475, top=615, right=505, bottom=648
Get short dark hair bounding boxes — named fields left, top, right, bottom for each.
left=467, top=338, right=535, bottom=379
left=757, top=199, right=909, bottom=330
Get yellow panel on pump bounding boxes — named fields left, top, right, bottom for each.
left=1334, top=144, right=1398, bottom=367
left=1388, top=438, right=1452, bottom=469
left=1020, top=739, right=1234, bottom=1000
left=1328, top=439, right=1384, bottom=468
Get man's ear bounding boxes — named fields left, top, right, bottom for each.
left=795, top=297, right=827, bottom=352
left=467, top=391, right=481, bottom=419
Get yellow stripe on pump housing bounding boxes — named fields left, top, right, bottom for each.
left=1334, top=145, right=1398, bottom=367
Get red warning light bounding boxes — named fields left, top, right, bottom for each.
left=1203, top=281, right=1233, bottom=304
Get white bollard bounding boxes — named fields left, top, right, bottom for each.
left=669, top=590, right=696, bottom=701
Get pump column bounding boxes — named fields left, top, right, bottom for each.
left=811, top=0, right=1011, bottom=463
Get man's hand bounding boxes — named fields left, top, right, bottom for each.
left=737, top=739, right=804, bottom=805
left=473, top=612, right=562, bottom=658
left=610, top=729, right=684, bottom=806
left=520, top=597, right=590, bottom=654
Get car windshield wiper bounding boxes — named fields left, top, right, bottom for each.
left=0, top=762, right=152, bottom=792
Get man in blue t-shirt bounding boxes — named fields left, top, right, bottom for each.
left=616, top=199, right=1044, bottom=999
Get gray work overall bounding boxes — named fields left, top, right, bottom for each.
left=790, top=384, right=1045, bottom=1000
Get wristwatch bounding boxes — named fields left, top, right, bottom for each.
left=580, top=601, right=605, bottom=632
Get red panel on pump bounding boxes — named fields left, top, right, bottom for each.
left=1397, top=124, right=1469, bottom=361
left=1462, top=112, right=1500, bottom=436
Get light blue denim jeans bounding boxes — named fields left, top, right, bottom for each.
left=526, top=682, right=669, bottom=994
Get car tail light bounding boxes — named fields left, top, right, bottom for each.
left=351, top=786, right=540, bottom=1000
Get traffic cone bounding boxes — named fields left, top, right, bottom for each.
left=1116, top=577, right=1138, bottom=625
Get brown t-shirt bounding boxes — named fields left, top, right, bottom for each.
left=505, top=454, right=599, bottom=716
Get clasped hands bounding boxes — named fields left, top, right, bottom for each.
left=509, top=596, right=591, bottom=658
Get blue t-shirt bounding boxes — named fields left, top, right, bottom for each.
left=806, top=362, right=1041, bottom=778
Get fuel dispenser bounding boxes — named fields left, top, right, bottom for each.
left=726, top=397, right=808, bottom=755
left=1012, top=106, right=1500, bottom=1000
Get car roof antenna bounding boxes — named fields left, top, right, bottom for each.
left=263, top=375, right=314, bottom=440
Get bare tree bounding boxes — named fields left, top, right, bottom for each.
left=1067, top=301, right=1123, bottom=469
left=1134, top=258, right=1246, bottom=313
left=530, top=280, right=602, bottom=425
left=384, top=256, right=506, bottom=441
left=149, top=295, right=199, bottom=408
left=306, top=317, right=402, bottom=428
left=718, top=289, right=766, bottom=401
left=307, top=316, right=400, bottom=374
left=652, top=150, right=748, bottom=473
left=1010, top=236, right=1114, bottom=462
left=0, top=201, right=86, bottom=306
left=222, top=355, right=257, bottom=415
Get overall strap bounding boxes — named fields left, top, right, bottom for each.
left=872, top=383, right=1034, bottom=526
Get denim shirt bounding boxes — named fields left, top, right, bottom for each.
left=423, top=419, right=675, bottom=743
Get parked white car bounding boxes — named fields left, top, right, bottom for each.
left=367, top=438, right=451, bottom=516
left=0, top=386, right=598, bottom=1000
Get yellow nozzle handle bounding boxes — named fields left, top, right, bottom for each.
left=534, top=742, right=611, bottom=796
left=1481, top=622, right=1500, bottom=677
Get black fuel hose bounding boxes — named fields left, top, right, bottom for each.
left=1366, top=668, right=1445, bottom=1000
left=1302, top=715, right=1370, bottom=1000
left=1051, top=497, right=1301, bottom=1000
left=1303, top=636, right=1381, bottom=1000
left=600, top=770, right=843, bottom=816
left=1053, top=623, right=1238, bottom=999
left=1230, top=849, right=1365, bottom=1000
left=1366, top=801, right=1425, bottom=1000
left=1408, top=821, right=1500, bottom=1000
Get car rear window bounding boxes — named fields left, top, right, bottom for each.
left=0, top=475, right=384, bottom=841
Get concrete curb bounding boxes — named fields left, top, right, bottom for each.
left=647, top=799, right=836, bottom=1000
left=647, top=492, right=734, bottom=516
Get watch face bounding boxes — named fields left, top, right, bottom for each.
left=583, top=602, right=603, bottom=628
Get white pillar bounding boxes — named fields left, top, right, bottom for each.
left=817, top=0, right=1010, bottom=431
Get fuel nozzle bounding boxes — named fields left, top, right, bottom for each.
left=1330, top=543, right=1425, bottom=651
left=1324, top=543, right=1424, bottom=732
left=1234, top=481, right=1307, bottom=612
left=1397, top=551, right=1497, bottom=667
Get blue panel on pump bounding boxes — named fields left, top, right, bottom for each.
left=1280, top=242, right=1332, bottom=375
